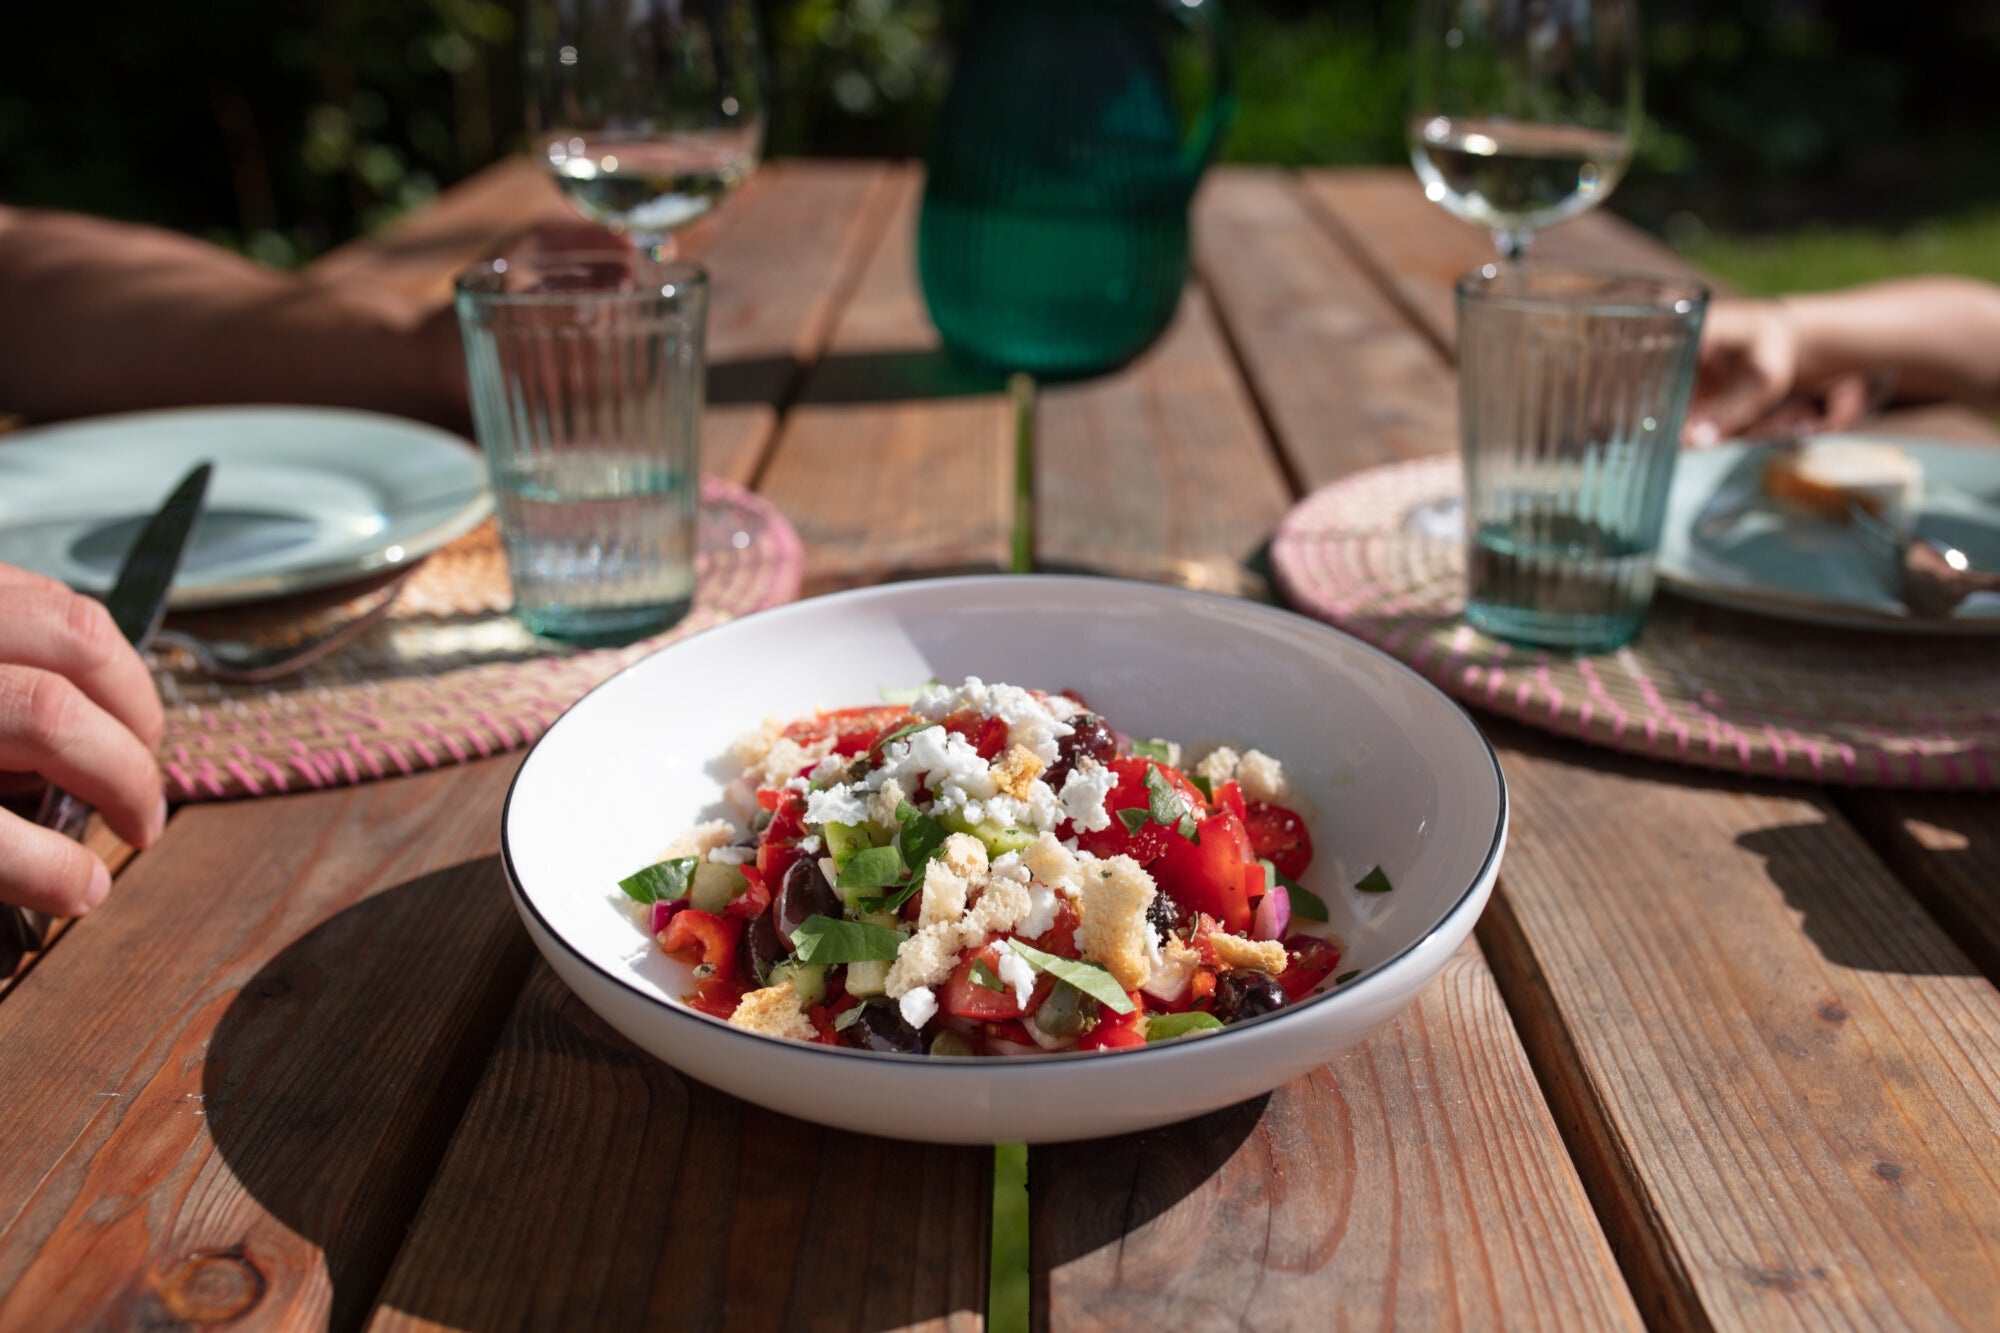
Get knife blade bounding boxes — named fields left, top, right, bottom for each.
left=5, top=463, right=211, bottom=957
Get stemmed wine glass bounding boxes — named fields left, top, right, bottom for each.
left=1407, top=0, right=1641, bottom=260
left=526, top=0, right=767, bottom=257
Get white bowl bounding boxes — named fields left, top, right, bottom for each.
left=502, top=576, right=1507, bottom=1144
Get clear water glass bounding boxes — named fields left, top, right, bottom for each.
left=1455, top=264, right=1708, bottom=652
left=456, top=252, right=707, bottom=645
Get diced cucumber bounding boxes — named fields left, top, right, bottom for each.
left=688, top=861, right=748, bottom=914
left=846, top=959, right=890, bottom=997
left=938, top=810, right=1037, bottom=858
left=766, top=960, right=828, bottom=1006
left=856, top=909, right=903, bottom=931
left=824, top=821, right=871, bottom=869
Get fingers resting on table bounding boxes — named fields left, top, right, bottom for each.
left=0, top=567, right=167, bottom=917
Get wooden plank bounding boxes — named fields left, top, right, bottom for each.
left=1194, top=168, right=1457, bottom=487
left=365, top=965, right=989, bottom=1333
left=1479, top=723, right=2000, bottom=1331
left=0, top=761, right=535, bottom=1331
left=1836, top=794, right=2000, bottom=984
left=1033, top=283, right=1293, bottom=593
left=756, top=168, right=1016, bottom=593
left=1033, top=938, right=1644, bottom=1330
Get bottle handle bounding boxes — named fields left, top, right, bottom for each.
left=1160, top=0, right=1235, bottom=172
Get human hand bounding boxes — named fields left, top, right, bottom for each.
left=1684, top=298, right=1872, bottom=446
left=0, top=566, right=166, bottom=917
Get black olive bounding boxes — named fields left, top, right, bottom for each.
left=745, top=914, right=786, bottom=986
left=1211, top=970, right=1288, bottom=1024
left=843, top=999, right=926, bottom=1054
left=776, top=856, right=840, bottom=948
left=1146, top=891, right=1182, bottom=934
left=1046, top=712, right=1117, bottom=789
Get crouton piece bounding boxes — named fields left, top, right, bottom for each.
left=1194, top=746, right=1240, bottom=789
left=754, top=735, right=835, bottom=790
left=867, top=778, right=907, bottom=833
left=1075, top=853, right=1158, bottom=991
left=938, top=832, right=990, bottom=885
left=992, top=744, right=1046, bottom=799
left=1208, top=933, right=1288, bottom=975
left=918, top=855, right=971, bottom=930
left=885, top=923, right=964, bottom=998
left=964, top=875, right=1033, bottom=938
left=1235, top=749, right=1289, bottom=805
left=1022, top=831, right=1082, bottom=892
left=729, top=717, right=784, bottom=772
left=727, top=983, right=817, bottom=1042
left=663, top=819, right=740, bottom=860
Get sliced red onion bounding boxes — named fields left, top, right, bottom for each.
left=650, top=899, right=690, bottom=936
left=1251, top=884, right=1291, bottom=941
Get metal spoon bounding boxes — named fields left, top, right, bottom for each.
left=1848, top=503, right=2000, bottom=616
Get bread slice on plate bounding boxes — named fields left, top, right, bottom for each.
left=1761, top=438, right=1924, bottom=527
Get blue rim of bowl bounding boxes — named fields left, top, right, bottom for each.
left=499, top=574, right=1510, bottom=1067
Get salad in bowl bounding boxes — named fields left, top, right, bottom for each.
left=618, top=678, right=1348, bottom=1056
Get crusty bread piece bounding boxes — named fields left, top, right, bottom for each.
left=1762, top=439, right=1924, bottom=525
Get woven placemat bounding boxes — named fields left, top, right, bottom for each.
left=156, top=477, right=801, bottom=800
left=1272, top=457, right=2000, bottom=790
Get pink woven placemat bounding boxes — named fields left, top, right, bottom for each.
left=156, top=477, right=801, bottom=800
left=1272, top=456, right=2000, bottom=789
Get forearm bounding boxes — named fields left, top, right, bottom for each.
left=1783, top=276, right=2000, bottom=405
left=0, top=208, right=466, bottom=428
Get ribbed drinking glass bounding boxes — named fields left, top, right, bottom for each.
left=1455, top=264, right=1707, bottom=651
left=456, top=252, right=707, bottom=645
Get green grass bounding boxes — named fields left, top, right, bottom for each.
left=1672, top=206, right=2000, bottom=296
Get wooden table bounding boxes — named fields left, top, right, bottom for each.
left=4, top=161, right=1999, bottom=1332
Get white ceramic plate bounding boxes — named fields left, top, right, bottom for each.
left=1656, top=436, right=2000, bottom=633
left=0, top=405, right=492, bottom=608
left=503, top=576, right=1507, bottom=1144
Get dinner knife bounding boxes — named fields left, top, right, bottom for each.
left=4, top=462, right=212, bottom=956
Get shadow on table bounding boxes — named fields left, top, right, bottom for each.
left=202, top=857, right=533, bottom=1333
left=709, top=350, right=1006, bottom=408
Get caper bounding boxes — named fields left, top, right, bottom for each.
left=928, top=1029, right=976, bottom=1058
left=1030, top=980, right=1100, bottom=1037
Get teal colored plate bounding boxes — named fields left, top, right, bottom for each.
left=0, top=406, right=491, bottom=609
left=1655, top=435, right=2000, bottom=634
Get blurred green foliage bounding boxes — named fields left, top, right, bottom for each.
left=3, top=0, right=1996, bottom=276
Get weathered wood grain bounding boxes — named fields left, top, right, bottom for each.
left=365, top=965, right=988, bottom=1333
left=756, top=168, right=1017, bottom=593
left=1480, top=725, right=2000, bottom=1331
left=1034, top=284, right=1293, bottom=594
left=1033, top=938, right=1644, bottom=1332
left=0, top=761, right=534, bottom=1331
left=1194, top=169, right=1458, bottom=487
left=1836, top=794, right=2000, bottom=984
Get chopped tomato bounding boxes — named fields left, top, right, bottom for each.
left=1151, top=808, right=1257, bottom=934
left=943, top=708, right=1009, bottom=760
left=806, top=1004, right=843, bottom=1045
left=943, top=943, right=1052, bottom=1021
left=1023, top=902, right=1082, bottom=959
left=757, top=792, right=809, bottom=883
left=1213, top=779, right=1248, bottom=822
left=1072, top=757, right=1208, bottom=863
left=782, top=705, right=912, bottom=752
left=1244, top=800, right=1315, bottom=880
left=662, top=909, right=747, bottom=1018
left=1077, top=1000, right=1147, bottom=1051
left=1277, top=934, right=1342, bottom=1000
left=724, top=865, right=772, bottom=920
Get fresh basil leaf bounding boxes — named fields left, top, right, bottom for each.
left=1333, top=969, right=1361, bottom=986
left=867, top=719, right=934, bottom=759
left=1144, top=1011, right=1224, bottom=1042
left=1189, top=774, right=1213, bottom=800
left=1116, top=808, right=1150, bottom=835
left=1004, top=939, right=1135, bottom=1014
left=790, top=915, right=907, bottom=965
left=1176, top=814, right=1199, bottom=842
left=971, top=959, right=1006, bottom=992
left=833, top=1004, right=867, bottom=1031
left=878, top=680, right=940, bottom=705
left=1262, top=858, right=1329, bottom=921
left=1354, top=865, right=1394, bottom=895
left=895, top=800, right=949, bottom=872
left=853, top=880, right=922, bottom=915
left=837, top=844, right=904, bottom=890
left=618, top=857, right=698, bottom=906
left=1143, top=765, right=1186, bottom=826
left=1130, top=739, right=1172, bottom=763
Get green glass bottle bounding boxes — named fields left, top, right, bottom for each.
left=918, top=0, right=1232, bottom=378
